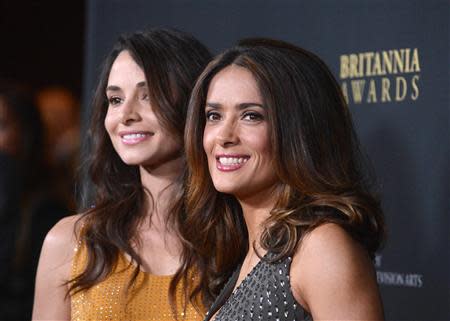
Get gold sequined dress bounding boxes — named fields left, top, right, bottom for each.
left=70, top=243, right=203, bottom=321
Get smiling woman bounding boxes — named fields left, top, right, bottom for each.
left=32, top=28, right=211, bottom=321
left=203, top=65, right=277, bottom=200
left=184, top=38, right=385, bottom=321
left=104, top=51, right=181, bottom=169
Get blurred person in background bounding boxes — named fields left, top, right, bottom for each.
left=36, top=86, right=80, bottom=209
left=0, top=80, right=71, bottom=321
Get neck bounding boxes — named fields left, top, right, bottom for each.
left=139, top=156, right=183, bottom=229
left=237, top=185, right=279, bottom=254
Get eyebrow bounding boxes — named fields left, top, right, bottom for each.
left=136, top=81, right=147, bottom=88
left=205, top=102, right=264, bottom=109
left=106, top=81, right=147, bottom=92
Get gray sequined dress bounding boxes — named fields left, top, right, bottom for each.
left=204, top=253, right=313, bottom=321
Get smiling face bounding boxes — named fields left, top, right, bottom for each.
left=203, top=65, right=279, bottom=200
left=104, top=50, right=181, bottom=169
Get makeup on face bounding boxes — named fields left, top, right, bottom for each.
left=203, top=65, right=278, bottom=199
left=104, top=51, right=181, bottom=168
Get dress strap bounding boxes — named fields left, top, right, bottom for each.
left=204, top=265, right=242, bottom=321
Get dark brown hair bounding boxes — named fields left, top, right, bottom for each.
left=183, top=38, right=385, bottom=301
left=69, top=28, right=211, bottom=310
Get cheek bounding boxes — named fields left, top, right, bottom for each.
left=247, top=128, right=272, bottom=156
left=103, top=111, right=114, bottom=136
left=202, top=126, right=214, bottom=155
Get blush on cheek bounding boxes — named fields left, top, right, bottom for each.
left=202, top=131, right=211, bottom=154
left=207, top=155, right=216, bottom=173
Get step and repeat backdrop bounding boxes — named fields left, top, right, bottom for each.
left=82, top=1, right=449, bottom=319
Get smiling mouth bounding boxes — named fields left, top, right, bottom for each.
left=120, top=132, right=154, bottom=145
left=216, top=155, right=250, bottom=171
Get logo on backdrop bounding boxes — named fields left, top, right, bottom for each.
left=375, top=254, right=424, bottom=288
left=339, top=48, right=421, bottom=105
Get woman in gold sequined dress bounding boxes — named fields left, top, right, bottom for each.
left=32, top=28, right=211, bottom=321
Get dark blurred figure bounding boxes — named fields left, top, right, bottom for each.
left=0, top=81, right=71, bottom=321
left=36, top=86, right=80, bottom=209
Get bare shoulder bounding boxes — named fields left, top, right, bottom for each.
left=37, top=213, right=85, bottom=277
left=296, top=223, right=370, bottom=267
left=42, top=213, right=84, bottom=255
left=290, top=223, right=384, bottom=320
left=32, top=213, right=85, bottom=320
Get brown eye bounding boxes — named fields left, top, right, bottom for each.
left=242, top=112, right=263, bottom=121
left=206, top=111, right=221, bottom=122
left=108, top=96, right=123, bottom=106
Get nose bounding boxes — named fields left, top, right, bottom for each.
left=216, top=118, right=239, bottom=147
left=119, top=99, right=141, bottom=124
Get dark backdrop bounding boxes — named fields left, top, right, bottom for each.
left=0, top=0, right=84, bottom=95
left=82, top=1, right=450, bottom=320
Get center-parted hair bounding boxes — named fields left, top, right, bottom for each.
left=183, top=38, right=385, bottom=301
left=70, top=28, right=212, bottom=310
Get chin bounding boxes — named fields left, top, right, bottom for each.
left=212, top=182, right=242, bottom=196
left=121, top=160, right=141, bottom=166
left=118, top=155, right=146, bottom=166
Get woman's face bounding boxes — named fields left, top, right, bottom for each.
left=0, top=98, right=21, bottom=157
left=104, top=50, right=181, bottom=169
left=203, top=65, right=278, bottom=199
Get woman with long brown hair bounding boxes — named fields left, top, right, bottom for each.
left=184, top=38, right=385, bottom=320
left=32, top=28, right=211, bottom=320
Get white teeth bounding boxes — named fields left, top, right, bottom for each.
left=218, top=157, right=248, bottom=165
left=122, top=133, right=147, bottom=139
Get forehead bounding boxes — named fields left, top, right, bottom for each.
left=107, top=50, right=146, bottom=86
left=206, top=65, right=262, bottom=104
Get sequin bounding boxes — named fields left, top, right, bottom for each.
left=70, top=243, right=203, bottom=321
left=207, top=253, right=312, bottom=321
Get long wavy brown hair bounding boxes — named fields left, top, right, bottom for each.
left=183, top=38, right=385, bottom=302
left=69, top=28, right=211, bottom=310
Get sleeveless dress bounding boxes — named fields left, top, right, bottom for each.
left=205, top=253, right=312, bottom=321
left=70, top=242, right=204, bottom=321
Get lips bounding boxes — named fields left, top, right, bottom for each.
left=119, top=131, right=154, bottom=145
left=216, top=154, right=250, bottom=171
